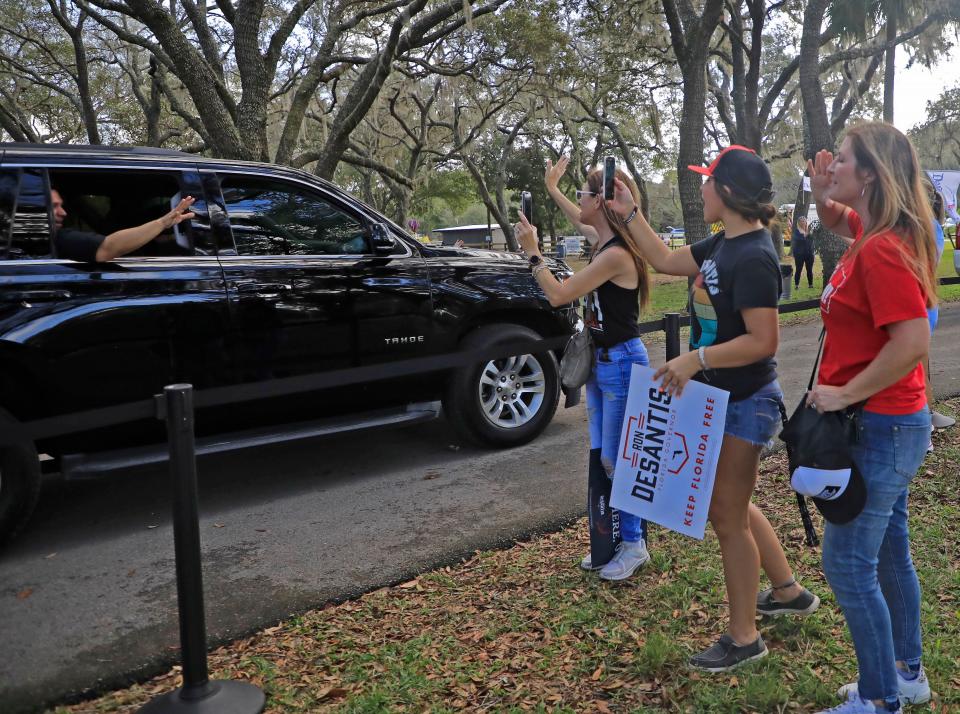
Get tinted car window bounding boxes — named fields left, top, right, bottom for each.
left=0, top=168, right=52, bottom=259
left=219, top=176, right=368, bottom=256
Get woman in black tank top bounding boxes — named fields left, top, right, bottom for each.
left=515, top=160, right=653, bottom=582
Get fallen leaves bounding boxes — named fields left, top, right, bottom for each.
left=52, top=399, right=960, bottom=714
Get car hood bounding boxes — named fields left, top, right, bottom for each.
left=420, top=245, right=569, bottom=271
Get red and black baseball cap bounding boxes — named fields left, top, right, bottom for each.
left=689, top=145, right=775, bottom=204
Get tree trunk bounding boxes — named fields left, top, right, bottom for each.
left=883, top=17, right=898, bottom=124
left=71, top=16, right=101, bottom=144
left=798, top=0, right=845, bottom=282
left=123, top=0, right=250, bottom=158
left=799, top=0, right=834, bottom=155
left=661, top=0, right=725, bottom=247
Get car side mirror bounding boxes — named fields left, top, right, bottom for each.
left=370, top=223, right=396, bottom=255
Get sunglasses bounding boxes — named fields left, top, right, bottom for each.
left=575, top=190, right=599, bottom=199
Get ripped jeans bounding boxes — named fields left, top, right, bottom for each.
left=585, top=337, right=649, bottom=543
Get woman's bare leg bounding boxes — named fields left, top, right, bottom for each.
left=708, top=435, right=763, bottom=645
left=749, top=503, right=803, bottom=601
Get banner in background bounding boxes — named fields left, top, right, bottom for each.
left=926, top=170, right=960, bottom=223
left=611, top=365, right=729, bottom=540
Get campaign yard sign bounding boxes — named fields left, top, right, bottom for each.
left=610, top=365, right=729, bottom=540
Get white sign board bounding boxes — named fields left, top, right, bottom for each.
left=926, top=170, right=960, bottom=223
left=802, top=176, right=811, bottom=193
left=563, top=236, right=582, bottom=255
left=611, top=365, right=729, bottom=540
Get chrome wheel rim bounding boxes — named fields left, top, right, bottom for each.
left=477, top=353, right=546, bottom=429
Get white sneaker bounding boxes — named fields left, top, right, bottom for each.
left=837, top=665, right=931, bottom=706
left=579, top=552, right=603, bottom=571
left=817, top=691, right=881, bottom=713
left=598, top=540, right=649, bottom=581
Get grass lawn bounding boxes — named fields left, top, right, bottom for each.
left=52, top=398, right=960, bottom=712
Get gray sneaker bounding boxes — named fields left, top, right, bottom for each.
left=689, top=634, right=768, bottom=672
left=756, top=586, right=820, bottom=617
left=931, top=410, right=956, bottom=429
left=598, top=540, right=650, bottom=581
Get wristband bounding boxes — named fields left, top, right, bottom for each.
left=697, top=345, right=710, bottom=370
left=532, top=262, right=548, bottom=279
left=624, top=205, right=639, bottom=224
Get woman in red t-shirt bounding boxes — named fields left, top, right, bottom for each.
left=807, top=122, right=938, bottom=714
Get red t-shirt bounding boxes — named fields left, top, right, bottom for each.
left=817, top=211, right=928, bottom=414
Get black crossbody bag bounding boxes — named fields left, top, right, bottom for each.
left=778, top=329, right=864, bottom=547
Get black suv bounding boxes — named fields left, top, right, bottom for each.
left=0, top=144, right=579, bottom=543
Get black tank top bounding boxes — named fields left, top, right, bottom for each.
left=585, top=234, right=641, bottom=349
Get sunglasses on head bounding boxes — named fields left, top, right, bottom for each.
left=575, top=190, right=599, bottom=199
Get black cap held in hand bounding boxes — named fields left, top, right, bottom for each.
left=689, top=145, right=775, bottom=204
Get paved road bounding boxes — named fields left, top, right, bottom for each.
left=2, top=302, right=959, bottom=713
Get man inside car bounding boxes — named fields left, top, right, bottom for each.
left=51, top=187, right=196, bottom=262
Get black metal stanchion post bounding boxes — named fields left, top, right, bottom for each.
left=139, top=384, right=264, bottom=714
left=664, top=312, right=681, bottom=361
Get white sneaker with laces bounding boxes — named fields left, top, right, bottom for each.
left=837, top=665, right=930, bottom=706
left=598, top=539, right=649, bottom=581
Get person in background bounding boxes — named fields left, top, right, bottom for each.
left=791, top=216, right=815, bottom=289
left=769, top=212, right=784, bottom=257
left=921, top=182, right=956, bottom=437
left=612, top=145, right=819, bottom=672
left=517, top=156, right=652, bottom=582
left=807, top=122, right=937, bottom=713
left=51, top=188, right=195, bottom=262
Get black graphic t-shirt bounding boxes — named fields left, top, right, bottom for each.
left=689, top=229, right=781, bottom=401
left=584, top=235, right=641, bottom=349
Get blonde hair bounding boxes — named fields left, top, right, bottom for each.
left=844, top=122, right=938, bottom=308
left=586, top=167, right=651, bottom=311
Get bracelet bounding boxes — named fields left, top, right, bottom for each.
left=624, top=205, right=639, bottom=224
left=697, top=345, right=710, bottom=370
left=532, top=263, right=549, bottom=279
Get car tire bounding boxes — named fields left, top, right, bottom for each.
left=0, top=408, right=41, bottom=546
left=443, top=323, right=560, bottom=447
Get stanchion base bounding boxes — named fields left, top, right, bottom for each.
left=138, top=680, right=265, bottom=713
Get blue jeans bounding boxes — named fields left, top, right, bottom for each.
left=723, top=380, right=783, bottom=448
left=822, top=407, right=930, bottom=708
left=585, top=337, right=649, bottom=543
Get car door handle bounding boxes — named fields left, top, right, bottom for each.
left=232, top=281, right=291, bottom=293
left=1, top=289, right=73, bottom=302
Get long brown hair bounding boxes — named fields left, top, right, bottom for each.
left=844, top=122, right=938, bottom=307
left=585, top=168, right=651, bottom=311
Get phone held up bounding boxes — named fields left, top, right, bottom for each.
left=603, top=156, right=616, bottom=202
left=521, top=191, right=533, bottom=223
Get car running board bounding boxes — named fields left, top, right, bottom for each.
left=58, top=402, right=442, bottom=479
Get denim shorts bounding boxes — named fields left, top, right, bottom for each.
left=723, top=380, right=783, bottom=448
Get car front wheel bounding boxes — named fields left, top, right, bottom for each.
left=0, top=408, right=41, bottom=546
left=443, top=323, right=561, bottom=447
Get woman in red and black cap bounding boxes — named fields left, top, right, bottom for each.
left=611, top=146, right=819, bottom=672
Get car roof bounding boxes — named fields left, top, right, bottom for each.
left=0, top=142, right=334, bottom=187
left=0, top=141, right=362, bottom=209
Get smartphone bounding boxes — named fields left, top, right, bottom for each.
left=603, top=156, right=616, bottom=201
left=520, top=191, right=533, bottom=223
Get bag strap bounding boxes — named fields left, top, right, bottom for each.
left=807, top=327, right=826, bottom=392
left=776, top=399, right=820, bottom=548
